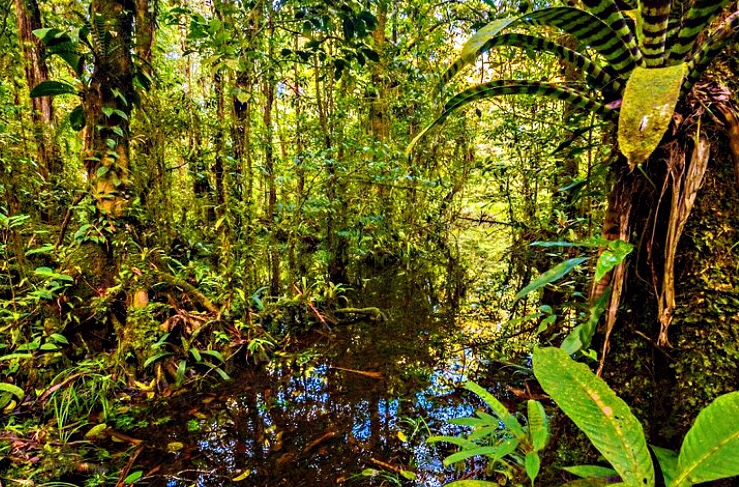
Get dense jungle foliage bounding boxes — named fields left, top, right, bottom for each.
left=1, top=0, right=738, bottom=485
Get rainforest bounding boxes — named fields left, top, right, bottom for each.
left=1, top=0, right=739, bottom=485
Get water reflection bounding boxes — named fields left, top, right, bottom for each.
left=142, top=271, right=495, bottom=486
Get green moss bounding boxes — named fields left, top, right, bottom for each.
left=618, top=64, right=686, bottom=165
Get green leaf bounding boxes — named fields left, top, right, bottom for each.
left=399, top=470, right=415, bottom=480
left=516, top=257, right=589, bottom=301
left=426, top=435, right=478, bottom=449
left=672, top=391, right=739, bottom=486
left=30, top=80, right=78, bottom=98
left=0, top=383, right=25, bottom=401
left=526, top=451, right=541, bottom=484
left=650, top=445, right=677, bottom=487
left=200, top=349, right=225, bottom=363
left=561, top=287, right=611, bottom=355
left=533, top=347, right=654, bottom=487
left=528, top=400, right=549, bottom=451
left=562, top=465, right=619, bottom=478
left=443, top=438, right=519, bottom=467
left=618, top=64, right=687, bottom=166
left=69, top=105, right=86, bottom=131
left=143, top=351, right=173, bottom=368
left=465, top=381, right=526, bottom=439
left=123, top=470, right=143, bottom=483
left=595, top=240, right=633, bottom=283
left=25, top=244, right=55, bottom=256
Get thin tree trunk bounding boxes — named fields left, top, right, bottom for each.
left=264, top=4, right=280, bottom=296
left=15, top=0, right=62, bottom=202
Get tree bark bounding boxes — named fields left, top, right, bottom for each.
left=602, top=86, right=739, bottom=448
left=85, top=0, right=135, bottom=217
left=15, top=0, right=63, bottom=196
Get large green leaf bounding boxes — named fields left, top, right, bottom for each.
left=650, top=445, right=677, bottom=487
left=30, top=80, right=79, bottom=98
left=516, top=257, right=589, bottom=301
left=618, top=64, right=687, bottom=166
left=533, top=347, right=654, bottom=487
left=671, top=391, right=739, bottom=486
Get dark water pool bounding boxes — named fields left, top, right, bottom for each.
left=136, top=319, right=498, bottom=487
left=137, top=277, right=518, bottom=486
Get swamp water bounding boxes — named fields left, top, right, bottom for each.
left=139, top=274, right=520, bottom=486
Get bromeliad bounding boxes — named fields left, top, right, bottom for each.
left=408, top=0, right=739, bottom=354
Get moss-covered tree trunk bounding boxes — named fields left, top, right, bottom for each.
left=15, top=0, right=63, bottom=212
left=85, top=0, right=134, bottom=216
left=602, top=84, right=739, bottom=450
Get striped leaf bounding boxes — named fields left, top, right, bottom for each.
left=446, top=33, right=623, bottom=92
left=406, top=81, right=615, bottom=156
left=443, top=7, right=638, bottom=84
left=580, top=0, right=642, bottom=66
left=638, top=0, right=672, bottom=67
left=442, top=17, right=520, bottom=85
left=668, top=0, right=732, bottom=61
left=681, top=11, right=739, bottom=96
left=618, top=63, right=686, bottom=166
left=533, top=347, right=654, bottom=487
left=443, top=82, right=616, bottom=122
left=523, top=8, right=637, bottom=76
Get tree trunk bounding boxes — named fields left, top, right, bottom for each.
left=15, top=0, right=63, bottom=203
left=264, top=4, right=280, bottom=296
left=85, top=0, right=135, bottom=217
left=601, top=84, right=739, bottom=449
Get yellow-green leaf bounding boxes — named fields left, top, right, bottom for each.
left=533, top=347, right=654, bottom=487
left=672, top=391, right=739, bottom=486
left=618, top=64, right=687, bottom=166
